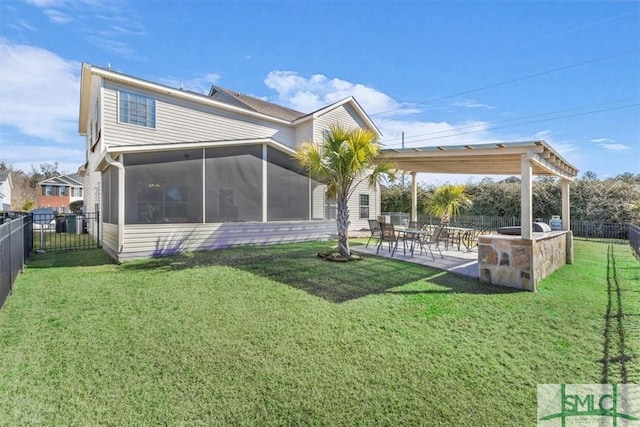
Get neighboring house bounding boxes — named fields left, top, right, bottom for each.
left=38, top=174, right=84, bottom=212
left=0, top=170, right=13, bottom=211
left=78, top=63, right=383, bottom=261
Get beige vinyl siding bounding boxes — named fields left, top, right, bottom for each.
left=101, top=222, right=119, bottom=258
left=102, top=82, right=296, bottom=149
left=313, top=104, right=367, bottom=142
left=83, top=79, right=105, bottom=241
left=311, top=104, right=378, bottom=231
left=312, top=185, right=327, bottom=220
left=115, top=221, right=334, bottom=262
left=294, top=121, right=313, bottom=146
left=348, top=171, right=379, bottom=231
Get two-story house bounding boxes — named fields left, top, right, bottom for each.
left=38, top=174, right=84, bottom=212
left=0, top=170, right=13, bottom=211
left=78, top=64, right=383, bottom=261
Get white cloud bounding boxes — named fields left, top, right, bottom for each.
left=601, top=143, right=631, bottom=151
left=11, top=19, right=38, bottom=32
left=590, top=137, right=630, bottom=151
left=23, top=0, right=66, bottom=6
left=22, top=0, right=146, bottom=59
left=261, top=69, right=509, bottom=184
left=0, top=38, right=81, bottom=143
left=377, top=118, right=495, bottom=149
left=590, top=137, right=613, bottom=144
left=1, top=142, right=85, bottom=175
left=264, top=70, right=419, bottom=116
left=453, top=98, right=494, bottom=109
left=43, top=8, right=72, bottom=24
left=157, top=72, right=221, bottom=95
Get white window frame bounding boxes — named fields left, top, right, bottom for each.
left=359, top=193, right=370, bottom=219
left=118, top=90, right=156, bottom=128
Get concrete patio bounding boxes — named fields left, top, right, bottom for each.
left=353, top=242, right=479, bottom=279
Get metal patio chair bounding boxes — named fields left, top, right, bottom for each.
left=366, top=219, right=381, bottom=248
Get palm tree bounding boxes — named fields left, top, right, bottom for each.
left=295, top=123, right=396, bottom=259
left=424, top=184, right=472, bottom=226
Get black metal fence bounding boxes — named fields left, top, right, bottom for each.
left=571, top=220, right=630, bottom=243
left=629, top=224, right=640, bottom=259
left=0, top=213, right=33, bottom=310
left=0, top=211, right=101, bottom=311
left=381, top=212, right=636, bottom=244
left=31, top=212, right=100, bottom=252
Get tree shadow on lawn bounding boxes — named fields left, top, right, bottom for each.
left=27, top=249, right=115, bottom=269
left=122, top=242, right=521, bottom=303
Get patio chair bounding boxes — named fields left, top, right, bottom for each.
left=366, top=219, right=381, bottom=248
left=416, top=226, right=445, bottom=260
left=376, top=222, right=408, bottom=256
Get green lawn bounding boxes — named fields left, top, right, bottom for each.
left=0, top=240, right=638, bottom=425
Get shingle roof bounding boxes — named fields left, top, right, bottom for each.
left=0, top=170, right=9, bottom=182
left=40, top=174, right=83, bottom=186
left=208, top=86, right=305, bottom=122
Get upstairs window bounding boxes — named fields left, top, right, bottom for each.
left=119, top=91, right=156, bottom=128
left=59, top=186, right=67, bottom=196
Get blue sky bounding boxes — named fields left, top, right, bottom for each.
left=1, top=0, right=638, bottom=184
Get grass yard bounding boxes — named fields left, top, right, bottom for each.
left=0, top=240, right=638, bottom=425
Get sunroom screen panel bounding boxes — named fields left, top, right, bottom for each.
left=124, top=149, right=203, bottom=224
left=205, top=145, right=262, bottom=223
left=266, top=147, right=309, bottom=221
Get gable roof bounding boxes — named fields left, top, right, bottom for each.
left=293, top=96, right=383, bottom=138
left=40, top=174, right=83, bottom=187
left=79, top=63, right=382, bottom=137
left=79, top=64, right=295, bottom=135
left=0, top=170, right=10, bottom=182
left=209, top=86, right=305, bottom=121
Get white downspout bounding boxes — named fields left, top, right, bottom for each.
left=104, top=153, right=125, bottom=255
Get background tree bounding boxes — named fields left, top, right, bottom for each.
left=1, top=161, right=65, bottom=212
left=381, top=181, right=431, bottom=213
left=424, top=184, right=472, bottom=226
left=382, top=172, right=640, bottom=225
left=69, top=200, right=84, bottom=213
left=295, top=123, right=396, bottom=259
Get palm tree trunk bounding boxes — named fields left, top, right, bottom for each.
left=440, top=213, right=450, bottom=227
left=336, top=197, right=351, bottom=258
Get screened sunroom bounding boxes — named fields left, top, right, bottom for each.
left=97, top=141, right=341, bottom=261
left=101, top=143, right=329, bottom=226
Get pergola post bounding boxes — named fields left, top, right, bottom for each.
left=520, top=155, right=533, bottom=239
left=561, top=178, right=574, bottom=264
left=561, top=179, right=570, bottom=231
left=411, top=172, right=417, bottom=222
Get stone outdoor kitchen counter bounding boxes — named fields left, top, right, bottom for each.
left=477, top=231, right=571, bottom=291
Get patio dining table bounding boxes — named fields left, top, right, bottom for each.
left=398, top=228, right=431, bottom=257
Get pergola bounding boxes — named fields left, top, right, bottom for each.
left=376, top=140, right=579, bottom=240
